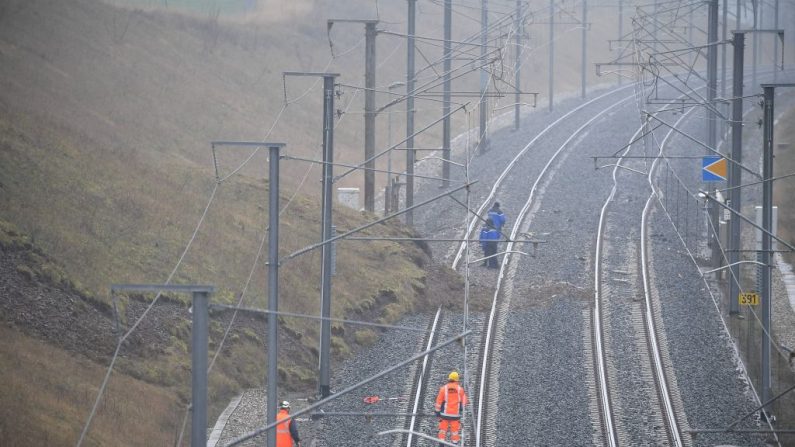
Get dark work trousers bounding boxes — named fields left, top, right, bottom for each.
left=483, top=241, right=499, bottom=267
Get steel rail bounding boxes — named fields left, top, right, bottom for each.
left=630, top=69, right=792, bottom=446
left=592, top=122, right=643, bottom=447
left=594, top=82, right=708, bottom=446
left=473, top=93, right=636, bottom=446
left=405, top=307, right=442, bottom=446
left=225, top=331, right=471, bottom=446
left=639, top=103, right=697, bottom=447
left=594, top=86, right=702, bottom=447
left=451, top=82, right=638, bottom=270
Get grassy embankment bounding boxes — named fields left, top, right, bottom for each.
left=0, top=2, right=457, bottom=443
left=0, top=325, right=180, bottom=447
left=0, top=213, right=439, bottom=445
left=0, top=0, right=440, bottom=359
left=0, top=0, right=631, bottom=443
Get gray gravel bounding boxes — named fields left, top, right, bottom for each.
left=212, top=77, right=795, bottom=446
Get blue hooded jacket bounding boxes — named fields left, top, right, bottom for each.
left=479, top=221, right=500, bottom=250
left=488, top=203, right=506, bottom=232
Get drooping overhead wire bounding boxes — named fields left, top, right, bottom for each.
left=77, top=181, right=220, bottom=446
left=79, top=22, right=378, bottom=446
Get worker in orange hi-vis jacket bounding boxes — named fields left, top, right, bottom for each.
left=275, top=401, right=301, bottom=447
left=435, top=371, right=468, bottom=445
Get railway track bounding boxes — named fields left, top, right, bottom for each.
left=349, top=70, right=789, bottom=447
left=385, top=82, right=641, bottom=446
left=432, top=79, right=717, bottom=445
left=399, top=83, right=639, bottom=446
left=591, top=82, right=725, bottom=445
left=399, top=308, right=486, bottom=447
left=588, top=69, right=789, bottom=446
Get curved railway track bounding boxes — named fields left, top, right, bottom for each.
left=322, top=67, right=788, bottom=446
left=593, top=104, right=695, bottom=447
left=400, top=83, right=642, bottom=446
left=589, top=68, right=790, bottom=446
left=430, top=80, right=726, bottom=445
left=473, top=93, right=637, bottom=447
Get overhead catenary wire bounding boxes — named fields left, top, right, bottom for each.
left=82, top=25, right=378, bottom=446
left=644, top=63, right=795, bottom=383
left=85, top=2, right=794, bottom=445
left=224, top=330, right=472, bottom=446
left=326, top=2, right=536, bottom=187
left=173, top=32, right=382, bottom=445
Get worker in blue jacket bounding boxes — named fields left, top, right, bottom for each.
left=487, top=202, right=506, bottom=233
left=479, top=218, right=501, bottom=268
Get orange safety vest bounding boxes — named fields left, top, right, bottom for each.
left=276, top=409, right=294, bottom=447
left=435, top=382, right=468, bottom=419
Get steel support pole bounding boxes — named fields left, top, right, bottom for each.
left=773, top=0, right=779, bottom=81
left=752, top=0, right=758, bottom=88
left=479, top=0, right=489, bottom=153
left=514, top=0, right=521, bottom=129
left=707, top=0, right=719, bottom=153
left=709, top=191, right=721, bottom=268
left=386, top=81, right=404, bottom=215
left=226, top=331, right=472, bottom=446
left=581, top=0, right=587, bottom=99
left=707, top=0, right=720, bottom=268
left=760, top=85, right=774, bottom=418
left=721, top=0, right=729, bottom=139
left=385, top=95, right=393, bottom=214
left=111, top=284, right=214, bottom=447
left=191, top=290, right=209, bottom=447
left=618, top=0, right=623, bottom=86
left=548, top=0, right=554, bottom=111
left=722, top=0, right=728, bottom=101
left=443, top=0, right=452, bottom=186
left=386, top=107, right=392, bottom=214
left=728, top=31, right=744, bottom=314
left=364, top=22, right=377, bottom=212
left=319, top=75, right=336, bottom=398
left=266, top=145, right=281, bottom=447
left=406, top=0, right=416, bottom=226
left=689, top=10, right=695, bottom=66
left=653, top=0, right=659, bottom=53
left=736, top=0, right=741, bottom=30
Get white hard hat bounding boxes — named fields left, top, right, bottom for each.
left=280, top=400, right=291, bottom=409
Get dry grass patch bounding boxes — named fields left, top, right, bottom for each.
left=0, top=325, right=182, bottom=447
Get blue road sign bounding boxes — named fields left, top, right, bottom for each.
left=702, top=155, right=727, bottom=182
